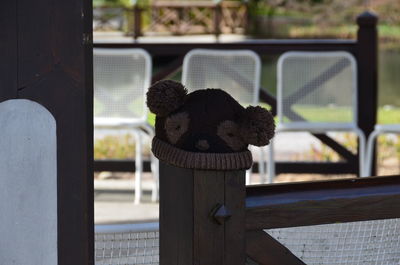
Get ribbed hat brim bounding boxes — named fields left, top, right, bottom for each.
left=152, top=137, right=253, bottom=170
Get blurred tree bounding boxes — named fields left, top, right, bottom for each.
left=93, top=0, right=132, bottom=8
left=370, top=0, right=400, bottom=25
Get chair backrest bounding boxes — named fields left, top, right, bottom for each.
left=93, top=48, right=152, bottom=121
left=277, top=51, right=357, bottom=125
left=182, top=49, right=261, bottom=105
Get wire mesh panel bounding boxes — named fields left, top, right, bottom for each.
left=95, top=223, right=159, bottom=265
left=277, top=52, right=357, bottom=125
left=266, top=218, right=400, bottom=265
left=94, top=48, right=151, bottom=120
left=182, top=49, right=261, bottom=105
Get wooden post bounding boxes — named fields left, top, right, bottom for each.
left=357, top=11, right=378, bottom=175
left=159, top=161, right=246, bottom=265
left=243, top=2, right=249, bottom=35
left=0, top=0, right=94, bottom=264
left=134, top=4, right=142, bottom=40
left=214, top=3, right=222, bottom=40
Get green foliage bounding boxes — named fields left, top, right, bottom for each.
left=94, top=134, right=135, bottom=159
left=378, top=107, right=400, bottom=124
left=94, top=0, right=132, bottom=8
left=306, top=132, right=400, bottom=174
left=370, top=0, right=400, bottom=25
left=94, top=134, right=151, bottom=159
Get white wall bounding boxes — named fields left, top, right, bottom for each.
left=0, top=99, right=57, bottom=264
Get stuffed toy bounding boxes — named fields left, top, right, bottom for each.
left=146, top=80, right=275, bottom=170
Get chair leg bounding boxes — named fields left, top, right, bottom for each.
left=150, top=154, right=159, bottom=202
left=133, top=131, right=143, bottom=205
left=353, top=128, right=367, bottom=177
left=258, top=146, right=266, bottom=183
left=141, top=123, right=159, bottom=202
left=267, top=138, right=275, bottom=184
left=245, top=169, right=251, bottom=185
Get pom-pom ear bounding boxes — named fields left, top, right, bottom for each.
left=239, top=106, right=275, bottom=146
left=146, top=80, right=187, bottom=116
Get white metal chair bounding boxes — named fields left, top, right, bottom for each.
left=94, top=48, right=158, bottom=204
left=365, top=124, right=400, bottom=176
left=268, top=51, right=367, bottom=182
left=181, top=49, right=265, bottom=183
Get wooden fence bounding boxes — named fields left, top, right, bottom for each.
left=93, top=1, right=248, bottom=38
left=94, top=11, right=379, bottom=176
left=159, top=161, right=400, bottom=264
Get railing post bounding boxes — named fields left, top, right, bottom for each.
left=133, top=4, right=142, bottom=40
left=243, top=1, right=249, bottom=35
left=159, top=161, right=246, bottom=265
left=214, top=2, right=222, bottom=40
left=356, top=11, right=378, bottom=175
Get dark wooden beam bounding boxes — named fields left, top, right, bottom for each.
left=94, top=160, right=357, bottom=174
left=357, top=12, right=378, bottom=175
left=0, top=0, right=94, bottom=264
left=94, top=159, right=151, bottom=172
left=160, top=162, right=246, bottom=265
left=94, top=39, right=357, bottom=56
left=0, top=2, right=18, bottom=99
left=246, top=230, right=306, bottom=265
left=274, top=161, right=356, bottom=174
left=245, top=175, right=400, bottom=230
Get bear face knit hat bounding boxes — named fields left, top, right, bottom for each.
left=146, top=80, right=275, bottom=170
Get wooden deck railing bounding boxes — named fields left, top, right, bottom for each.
left=244, top=175, right=400, bottom=264
left=93, top=1, right=248, bottom=39
left=159, top=160, right=400, bottom=265
left=94, top=11, right=379, bottom=176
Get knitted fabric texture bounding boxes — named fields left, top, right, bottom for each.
left=146, top=80, right=275, bottom=170
left=152, top=137, right=253, bottom=170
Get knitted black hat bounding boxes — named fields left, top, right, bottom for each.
left=146, top=80, right=275, bottom=170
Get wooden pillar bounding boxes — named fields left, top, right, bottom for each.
left=214, top=3, right=222, bottom=40
left=133, top=4, right=142, bottom=40
left=160, top=162, right=246, bottom=265
left=0, top=0, right=94, bottom=264
left=357, top=11, right=378, bottom=175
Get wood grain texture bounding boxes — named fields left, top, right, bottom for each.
left=246, top=175, right=400, bottom=230
left=194, top=169, right=225, bottom=265
left=246, top=230, right=306, bottom=265
left=0, top=1, right=17, bottom=100
left=0, top=0, right=94, bottom=264
left=159, top=162, right=194, bottom=265
left=224, top=170, right=246, bottom=265
left=159, top=162, right=246, bottom=265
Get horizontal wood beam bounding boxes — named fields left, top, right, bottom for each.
left=94, top=159, right=151, bottom=172
left=94, top=40, right=356, bottom=56
left=94, top=160, right=357, bottom=174
left=274, top=161, right=357, bottom=174
left=245, top=175, right=400, bottom=230
left=246, top=230, right=306, bottom=265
